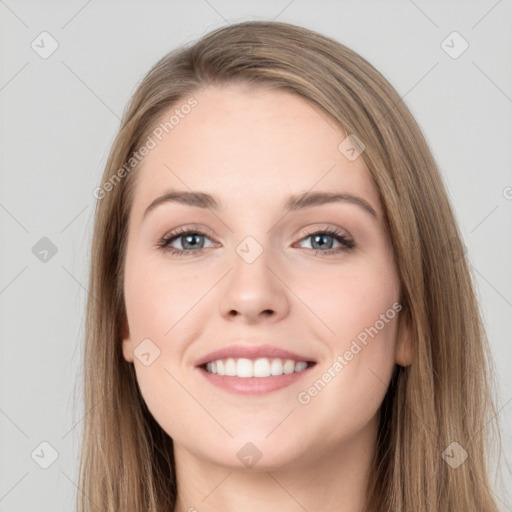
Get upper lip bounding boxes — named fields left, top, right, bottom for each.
left=194, top=344, right=317, bottom=367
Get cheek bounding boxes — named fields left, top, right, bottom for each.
left=124, top=252, right=206, bottom=346
left=300, top=255, right=400, bottom=349
left=292, top=258, right=400, bottom=430
left=123, top=255, right=200, bottom=438
left=123, top=252, right=213, bottom=430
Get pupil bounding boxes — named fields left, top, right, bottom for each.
left=313, top=234, right=333, bottom=250
left=184, top=234, right=202, bottom=249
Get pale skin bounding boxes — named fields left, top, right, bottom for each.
left=121, top=83, right=412, bottom=512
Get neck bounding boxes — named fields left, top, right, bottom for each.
left=173, top=414, right=378, bottom=512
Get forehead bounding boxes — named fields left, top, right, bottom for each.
left=130, top=84, right=380, bottom=218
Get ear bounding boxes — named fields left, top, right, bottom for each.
left=395, top=307, right=413, bottom=367
left=120, top=314, right=134, bottom=363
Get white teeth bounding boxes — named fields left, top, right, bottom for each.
left=253, top=358, right=271, bottom=377
left=237, top=358, right=253, bottom=378
left=283, top=360, right=295, bottom=374
left=205, top=357, right=309, bottom=377
left=295, top=361, right=308, bottom=372
left=270, top=358, right=284, bottom=375
left=225, top=358, right=237, bottom=376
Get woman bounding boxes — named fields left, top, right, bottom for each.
left=79, top=20, right=501, bottom=511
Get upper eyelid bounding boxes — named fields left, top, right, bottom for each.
left=298, top=224, right=352, bottom=239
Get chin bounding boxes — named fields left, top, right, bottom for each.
left=181, top=432, right=308, bottom=472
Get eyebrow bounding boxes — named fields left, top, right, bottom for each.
left=142, top=190, right=378, bottom=220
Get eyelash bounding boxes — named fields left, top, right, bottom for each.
left=156, top=225, right=355, bottom=257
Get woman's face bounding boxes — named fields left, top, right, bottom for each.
left=121, top=83, right=411, bottom=470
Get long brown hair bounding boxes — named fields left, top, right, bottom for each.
left=77, top=20, right=501, bottom=511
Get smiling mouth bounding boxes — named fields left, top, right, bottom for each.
left=200, top=357, right=316, bottom=378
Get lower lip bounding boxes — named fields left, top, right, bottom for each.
left=197, top=365, right=315, bottom=395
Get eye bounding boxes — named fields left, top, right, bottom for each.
left=156, top=226, right=217, bottom=256
left=295, top=226, right=355, bottom=255
left=157, top=225, right=355, bottom=257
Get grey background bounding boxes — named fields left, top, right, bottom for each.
left=0, top=1, right=511, bottom=510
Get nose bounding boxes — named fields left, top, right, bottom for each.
left=218, top=242, right=290, bottom=324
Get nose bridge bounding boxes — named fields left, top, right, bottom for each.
left=227, top=206, right=277, bottom=270
left=229, top=231, right=277, bottom=289
left=235, top=233, right=268, bottom=266
left=218, top=230, right=288, bottom=322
